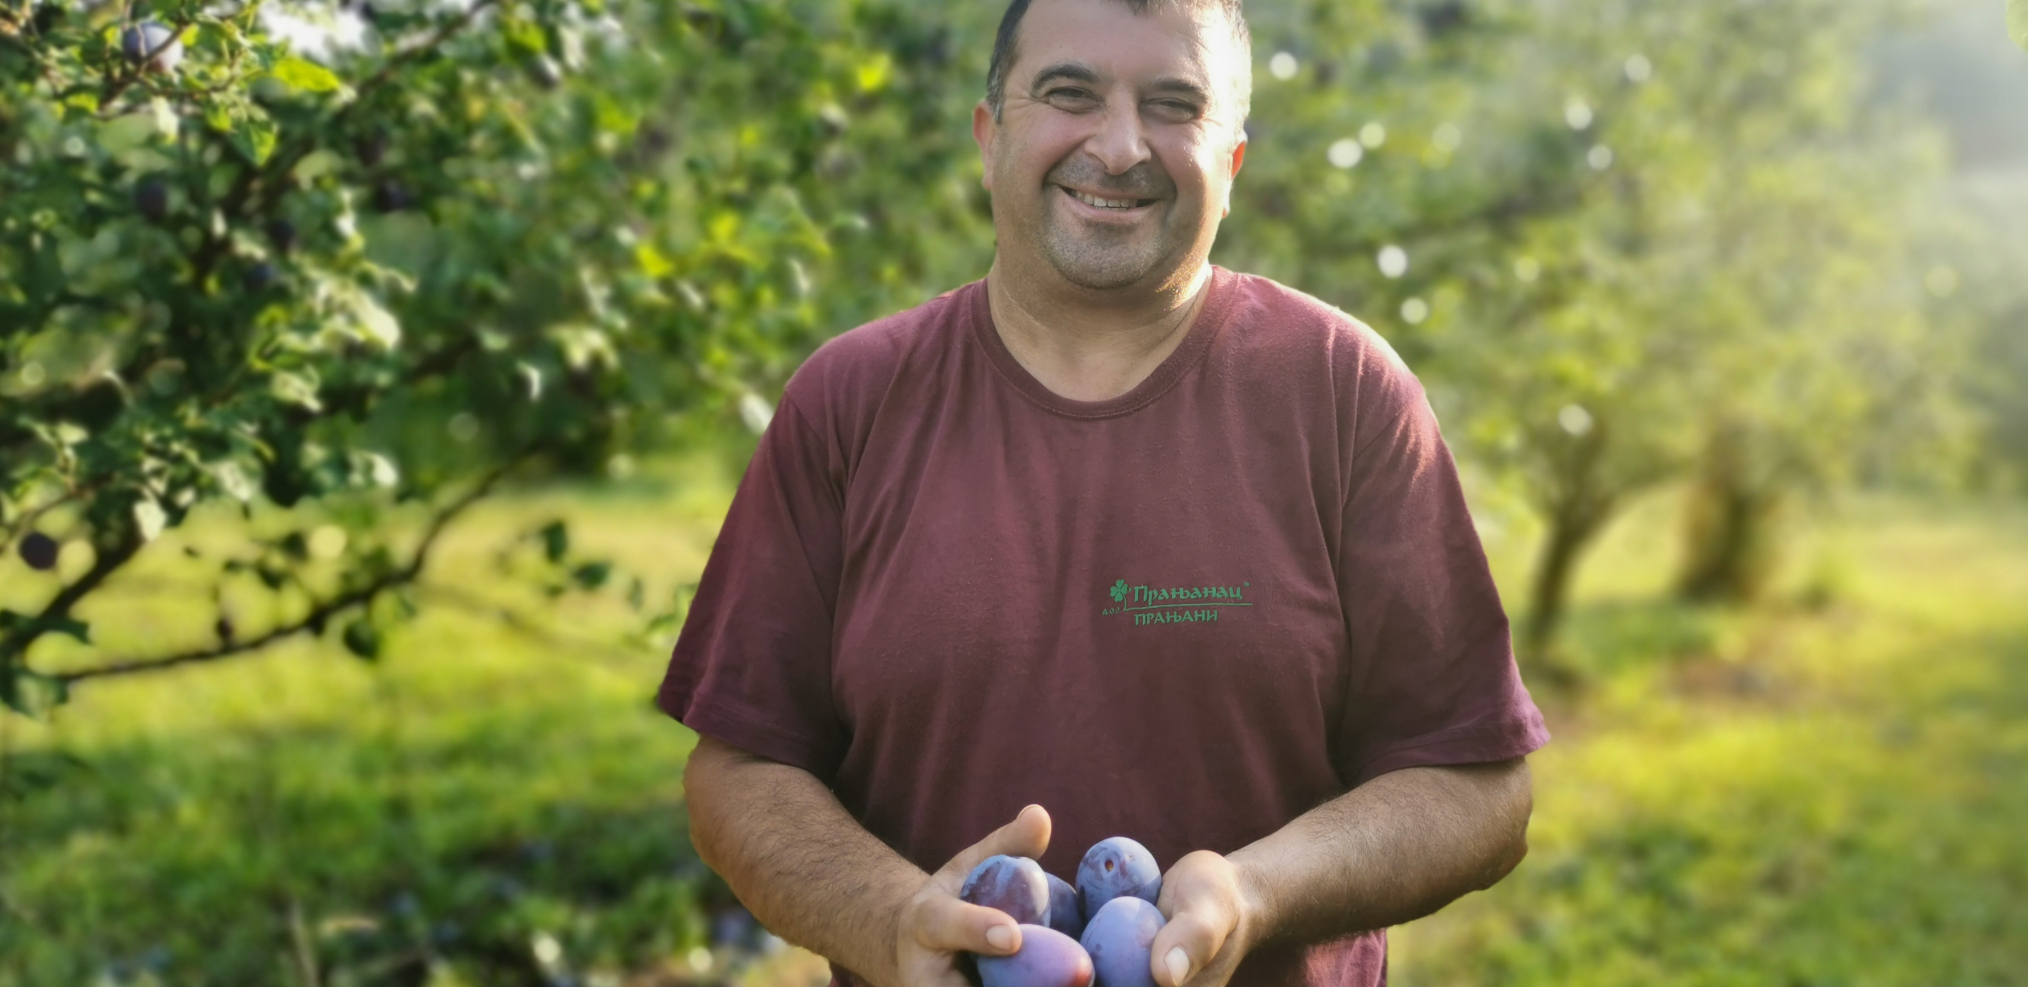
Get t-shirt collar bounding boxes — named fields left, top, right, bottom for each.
left=970, top=265, right=1239, bottom=420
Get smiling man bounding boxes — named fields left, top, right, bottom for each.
left=662, top=1, right=1549, bottom=986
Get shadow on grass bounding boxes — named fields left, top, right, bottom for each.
left=0, top=707, right=759, bottom=987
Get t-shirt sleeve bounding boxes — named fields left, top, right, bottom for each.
left=1333, top=378, right=1549, bottom=788
left=656, top=394, right=848, bottom=779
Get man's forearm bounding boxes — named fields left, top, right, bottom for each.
left=1228, top=758, right=1533, bottom=948
left=683, top=735, right=923, bottom=985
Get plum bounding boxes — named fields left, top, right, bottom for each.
left=977, top=925, right=1093, bottom=987
left=1045, top=872, right=1083, bottom=939
left=120, top=22, right=182, bottom=74
left=266, top=218, right=298, bottom=256
left=1079, top=897, right=1165, bottom=987
left=17, top=532, right=58, bottom=571
left=961, top=855, right=1050, bottom=927
left=373, top=179, right=414, bottom=214
left=1077, top=838, right=1161, bottom=917
left=134, top=179, right=168, bottom=221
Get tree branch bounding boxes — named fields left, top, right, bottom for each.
left=0, top=526, right=145, bottom=665
left=410, top=582, right=651, bottom=671
left=53, top=458, right=523, bottom=685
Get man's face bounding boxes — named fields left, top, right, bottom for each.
left=975, top=0, right=1248, bottom=293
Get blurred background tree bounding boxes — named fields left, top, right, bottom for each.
left=2, top=0, right=988, bottom=709
left=1217, top=0, right=1964, bottom=664
left=4, top=0, right=2026, bottom=984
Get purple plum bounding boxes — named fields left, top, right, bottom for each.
left=1076, top=837, right=1162, bottom=917
left=978, top=925, right=1094, bottom=987
left=962, top=855, right=1050, bottom=927
left=1079, top=897, right=1166, bottom=987
left=1045, top=872, right=1083, bottom=939
left=119, top=22, right=182, bottom=74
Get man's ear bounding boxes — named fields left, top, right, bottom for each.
left=973, top=100, right=998, bottom=192
left=1220, top=133, right=1247, bottom=218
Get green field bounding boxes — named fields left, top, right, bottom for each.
left=4, top=464, right=2026, bottom=986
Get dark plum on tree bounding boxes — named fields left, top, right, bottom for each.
left=118, top=21, right=182, bottom=74
left=16, top=533, right=59, bottom=572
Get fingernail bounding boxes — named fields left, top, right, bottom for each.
left=987, top=925, right=1014, bottom=951
left=1165, top=947, right=1191, bottom=985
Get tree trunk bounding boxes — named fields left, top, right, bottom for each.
left=1678, top=430, right=1783, bottom=603
left=1522, top=423, right=1615, bottom=681
left=1524, top=509, right=1587, bottom=659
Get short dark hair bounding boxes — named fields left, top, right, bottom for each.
left=984, top=0, right=1252, bottom=126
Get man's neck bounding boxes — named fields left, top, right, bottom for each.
left=984, top=259, right=1214, bottom=403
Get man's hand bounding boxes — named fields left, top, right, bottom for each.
left=1149, top=850, right=1257, bottom=987
left=891, top=804, right=1055, bottom=987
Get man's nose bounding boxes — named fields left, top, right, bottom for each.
left=1085, top=98, right=1151, bottom=175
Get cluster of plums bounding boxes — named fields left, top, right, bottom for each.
left=961, top=837, right=1168, bottom=987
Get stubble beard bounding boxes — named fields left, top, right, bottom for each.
left=1031, top=154, right=1185, bottom=292
left=1037, top=202, right=1173, bottom=291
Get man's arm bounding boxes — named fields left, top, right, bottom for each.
left=683, top=734, right=1051, bottom=987
left=1150, top=758, right=1533, bottom=987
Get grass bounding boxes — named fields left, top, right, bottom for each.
left=1392, top=493, right=2028, bottom=986
left=3, top=455, right=2025, bottom=986
left=0, top=450, right=752, bottom=987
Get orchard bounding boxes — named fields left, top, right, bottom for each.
left=2, top=0, right=989, bottom=711
left=3, top=0, right=2023, bottom=984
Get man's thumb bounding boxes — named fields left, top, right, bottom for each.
left=943, top=804, right=1052, bottom=882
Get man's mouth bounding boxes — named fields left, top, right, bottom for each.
left=1060, top=185, right=1157, bottom=210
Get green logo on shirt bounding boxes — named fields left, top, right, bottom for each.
left=1101, top=578, right=1252, bottom=627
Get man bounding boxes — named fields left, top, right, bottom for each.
left=662, top=0, right=1549, bottom=984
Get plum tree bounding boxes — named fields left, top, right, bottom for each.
left=0, top=0, right=991, bottom=718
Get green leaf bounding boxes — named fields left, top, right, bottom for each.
left=210, top=460, right=256, bottom=503
left=539, top=520, right=569, bottom=563
left=40, top=615, right=91, bottom=645
left=341, top=618, right=381, bottom=661
left=1, top=667, right=70, bottom=718
left=269, top=56, right=344, bottom=93
left=134, top=498, right=167, bottom=543
left=570, top=561, right=612, bottom=590
left=271, top=369, right=323, bottom=412
left=230, top=112, right=279, bottom=166
left=2011, top=0, right=2028, bottom=52
left=0, top=610, right=91, bottom=646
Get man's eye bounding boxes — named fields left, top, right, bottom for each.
left=1148, top=100, right=1200, bottom=119
left=1048, top=88, right=1099, bottom=104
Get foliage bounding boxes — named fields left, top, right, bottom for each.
left=1, top=0, right=989, bottom=710
left=1218, top=0, right=1958, bottom=659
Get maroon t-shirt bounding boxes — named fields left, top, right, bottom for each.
left=658, top=267, right=1548, bottom=987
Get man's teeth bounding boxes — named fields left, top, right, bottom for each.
left=1072, top=190, right=1141, bottom=209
